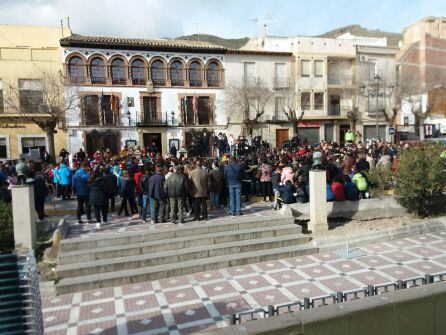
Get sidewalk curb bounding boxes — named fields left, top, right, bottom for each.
left=312, top=216, right=446, bottom=252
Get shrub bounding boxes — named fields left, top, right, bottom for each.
left=394, top=142, right=446, bottom=217
left=365, top=166, right=394, bottom=197
left=0, top=202, right=14, bottom=253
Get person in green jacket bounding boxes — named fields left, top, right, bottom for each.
left=352, top=171, right=368, bottom=199
left=345, top=129, right=355, bottom=144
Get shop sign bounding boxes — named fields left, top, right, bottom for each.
left=0, top=123, right=26, bottom=128
left=297, top=122, right=321, bottom=128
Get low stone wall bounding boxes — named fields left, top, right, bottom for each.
left=288, top=196, right=407, bottom=221
left=202, top=280, right=446, bottom=335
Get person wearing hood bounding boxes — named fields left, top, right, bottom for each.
left=88, top=168, right=108, bottom=229
left=72, top=162, right=91, bottom=224
left=59, top=161, right=72, bottom=200
left=26, top=171, right=48, bottom=221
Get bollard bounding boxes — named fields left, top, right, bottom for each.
left=12, top=185, right=36, bottom=250
left=303, top=297, right=311, bottom=309
left=336, top=291, right=344, bottom=303
left=230, top=313, right=237, bottom=325
left=267, top=305, right=275, bottom=317
left=308, top=170, right=328, bottom=234
left=367, top=285, right=375, bottom=296
left=424, top=274, right=433, bottom=284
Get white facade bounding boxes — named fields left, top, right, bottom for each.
left=62, top=45, right=226, bottom=154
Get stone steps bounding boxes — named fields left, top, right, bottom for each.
left=60, top=216, right=294, bottom=252
left=55, top=214, right=317, bottom=294
left=58, top=224, right=300, bottom=264
left=55, top=243, right=318, bottom=294
left=56, top=234, right=311, bottom=278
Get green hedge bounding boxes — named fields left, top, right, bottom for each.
left=394, top=143, right=446, bottom=217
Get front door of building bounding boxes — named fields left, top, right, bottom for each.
left=276, top=129, right=289, bottom=148
left=85, top=130, right=120, bottom=157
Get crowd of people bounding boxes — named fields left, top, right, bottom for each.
left=0, top=132, right=439, bottom=228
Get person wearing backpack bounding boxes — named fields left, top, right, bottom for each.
left=224, top=156, right=243, bottom=216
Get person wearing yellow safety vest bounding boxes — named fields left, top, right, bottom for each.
left=344, top=129, right=355, bottom=144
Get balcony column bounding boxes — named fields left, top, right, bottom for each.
left=333, top=120, right=340, bottom=143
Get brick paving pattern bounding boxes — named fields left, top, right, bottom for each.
left=42, top=227, right=446, bottom=335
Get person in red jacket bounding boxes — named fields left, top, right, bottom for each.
left=133, top=165, right=146, bottom=213
left=330, top=177, right=345, bottom=202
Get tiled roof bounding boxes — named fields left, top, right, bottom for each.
left=60, top=34, right=226, bottom=52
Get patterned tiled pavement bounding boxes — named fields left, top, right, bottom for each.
left=67, top=201, right=277, bottom=238
left=43, top=228, right=446, bottom=335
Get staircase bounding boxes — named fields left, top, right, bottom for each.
left=0, top=254, right=25, bottom=335
left=56, top=215, right=317, bottom=294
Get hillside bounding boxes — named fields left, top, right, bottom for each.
left=317, top=24, right=402, bottom=47
left=175, top=34, right=249, bottom=49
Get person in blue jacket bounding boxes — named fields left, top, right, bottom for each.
left=52, top=164, right=61, bottom=198
left=59, top=161, right=71, bottom=200
left=72, top=162, right=91, bottom=224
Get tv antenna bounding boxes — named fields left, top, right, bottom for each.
left=261, top=11, right=278, bottom=37
left=249, top=17, right=259, bottom=38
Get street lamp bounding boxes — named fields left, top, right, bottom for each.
left=374, top=74, right=381, bottom=140
left=126, top=110, right=131, bottom=126
left=360, top=75, right=394, bottom=141
left=171, top=111, right=175, bottom=125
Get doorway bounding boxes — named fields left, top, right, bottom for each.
left=275, top=129, right=289, bottom=148
left=85, top=130, right=120, bottom=157
left=340, top=125, right=350, bottom=145
left=143, top=133, right=162, bottom=154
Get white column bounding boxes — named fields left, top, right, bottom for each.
left=12, top=185, right=36, bottom=250
left=309, top=170, right=328, bottom=233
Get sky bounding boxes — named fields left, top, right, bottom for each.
left=0, top=0, right=445, bottom=39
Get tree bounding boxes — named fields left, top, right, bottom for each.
left=226, top=77, right=275, bottom=136
left=3, top=68, right=78, bottom=162
left=278, top=77, right=313, bottom=138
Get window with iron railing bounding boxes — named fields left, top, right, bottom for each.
left=151, top=60, right=166, bottom=86
left=142, top=96, right=162, bottom=124
left=207, top=62, right=220, bottom=87
left=111, top=59, right=127, bottom=85
left=68, top=56, right=85, bottom=83
left=189, top=62, right=202, bottom=87
left=170, top=61, right=184, bottom=86
left=314, top=92, right=324, bottom=110
left=0, top=137, right=7, bottom=158
left=82, top=95, right=100, bottom=125
left=90, top=58, right=106, bottom=84
left=328, top=94, right=341, bottom=116
left=131, top=59, right=146, bottom=85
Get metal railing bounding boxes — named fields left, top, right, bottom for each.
left=230, top=272, right=446, bottom=325
left=17, top=249, right=44, bottom=334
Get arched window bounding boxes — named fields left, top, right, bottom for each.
left=90, top=57, right=105, bottom=84
left=170, top=60, right=184, bottom=86
left=68, top=56, right=85, bottom=83
left=111, top=58, right=126, bottom=84
left=207, top=62, right=220, bottom=87
left=151, top=60, right=165, bottom=86
left=189, top=61, right=202, bottom=87
left=131, top=59, right=146, bottom=85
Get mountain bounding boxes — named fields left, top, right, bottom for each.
left=175, top=34, right=249, bottom=49
left=317, top=24, right=402, bottom=47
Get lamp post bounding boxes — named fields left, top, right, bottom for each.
left=374, top=74, right=380, bottom=140
left=360, top=75, right=394, bottom=141
left=171, top=111, right=175, bottom=126
left=126, top=110, right=131, bottom=126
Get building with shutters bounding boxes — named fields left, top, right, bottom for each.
left=60, top=34, right=227, bottom=156
left=0, top=25, right=71, bottom=160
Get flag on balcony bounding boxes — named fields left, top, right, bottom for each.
left=181, top=97, right=187, bottom=124
left=100, top=91, right=105, bottom=125
left=192, top=96, right=198, bottom=124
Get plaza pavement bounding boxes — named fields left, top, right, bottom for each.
left=41, top=210, right=446, bottom=335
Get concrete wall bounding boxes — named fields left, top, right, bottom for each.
left=289, top=196, right=407, bottom=221
left=202, top=280, right=446, bottom=335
